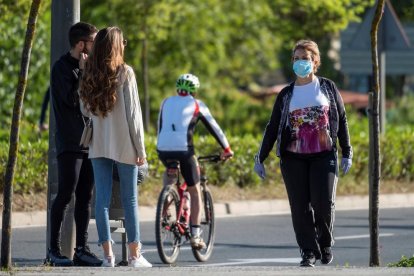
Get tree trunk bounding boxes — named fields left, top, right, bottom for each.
left=1, top=0, right=42, bottom=269
left=369, top=0, right=385, bottom=267
left=141, top=32, right=150, bottom=132
left=141, top=0, right=151, bottom=132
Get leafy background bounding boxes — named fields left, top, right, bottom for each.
left=1, top=0, right=414, bottom=197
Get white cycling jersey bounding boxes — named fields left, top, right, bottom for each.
left=157, top=95, right=230, bottom=152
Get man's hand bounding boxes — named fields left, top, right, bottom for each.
left=220, top=149, right=234, bottom=161
left=136, top=157, right=146, bottom=166
left=79, top=53, right=88, bottom=70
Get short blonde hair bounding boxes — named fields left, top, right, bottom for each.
left=292, top=40, right=321, bottom=73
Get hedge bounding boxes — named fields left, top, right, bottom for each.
left=1, top=118, right=414, bottom=194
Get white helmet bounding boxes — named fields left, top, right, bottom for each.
left=176, top=73, right=200, bottom=94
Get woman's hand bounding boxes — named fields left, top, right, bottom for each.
left=341, top=158, right=352, bottom=175
left=254, top=162, right=266, bottom=180
left=254, top=155, right=266, bottom=180
left=136, top=157, right=146, bottom=166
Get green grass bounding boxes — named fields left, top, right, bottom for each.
left=388, top=255, right=414, bottom=267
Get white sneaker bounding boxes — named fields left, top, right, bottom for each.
left=102, top=255, right=115, bottom=267
left=190, top=236, right=206, bottom=250
left=129, top=255, right=152, bottom=268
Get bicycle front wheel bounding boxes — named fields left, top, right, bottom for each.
left=192, top=188, right=215, bottom=262
left=155, top=185, right=181, bottom=264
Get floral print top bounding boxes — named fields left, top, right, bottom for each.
left=287, top=79, right=333, bottom=154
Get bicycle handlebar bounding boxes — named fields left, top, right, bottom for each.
left=198, top=154, right=222, bottom=163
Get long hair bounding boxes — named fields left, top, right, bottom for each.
left=80, top=27, right=125, bottom=117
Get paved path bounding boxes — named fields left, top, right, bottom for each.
left=2, top=193, right=414, bottom=274
left=3, top=193, right=414, bottom=227
left=8, top=266, right=414, bottom=275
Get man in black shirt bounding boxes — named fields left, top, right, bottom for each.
left=47, top=22, right=102, bottom=267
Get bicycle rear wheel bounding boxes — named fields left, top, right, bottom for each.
left=192, top=188, right=215, bottom=262
left=155, top=185, right=181, bottom=264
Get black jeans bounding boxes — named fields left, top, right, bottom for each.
left=50, top=152, right=94, bottom=250
left=280, top=150, right=338, bottom=256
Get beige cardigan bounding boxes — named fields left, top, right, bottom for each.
left=80, top=65, right=146, bottom=165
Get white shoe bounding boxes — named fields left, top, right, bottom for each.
left=102, top=255, right=115, bottom=267
left=190, top=236, right=206, bottom=250
left=129, top=255, right=152, bottom=268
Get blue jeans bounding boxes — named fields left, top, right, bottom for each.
left=91, top=158, right=140, bottom=245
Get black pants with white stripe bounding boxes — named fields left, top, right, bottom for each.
left=280, top=150, right=338, bottom=256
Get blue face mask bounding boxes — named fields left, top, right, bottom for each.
left=293, top=60, right=313, bottom=78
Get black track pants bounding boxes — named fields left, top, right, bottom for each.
left=280, top=150, right=338, bottom=255
left=50, top=152, right=94, bottom=250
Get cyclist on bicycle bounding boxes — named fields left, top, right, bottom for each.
left=157, top=73, right=233, bottom=249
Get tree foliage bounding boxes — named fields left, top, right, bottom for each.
left=0, top=0, right=384, bottom=135
left=269, top=0, right=375, bottom=81
left=0, top=0, right=50, bottom=127
left=391, top=0, right=414, bottom=22
left=79, top=0, right=375, bottom=132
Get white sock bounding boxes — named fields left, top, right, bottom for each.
left=192, top=226, right=201, bottom=237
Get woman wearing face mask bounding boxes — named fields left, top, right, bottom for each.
left=253, top=40, right=352, bottom=267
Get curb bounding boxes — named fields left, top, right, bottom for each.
left=9, top=266, right=414, bottom=275
left=2, top=193, right=414, bottom=228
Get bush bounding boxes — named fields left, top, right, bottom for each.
left=0, top=122, right=48, bottom=194
left=387, top=94, right=414, bottom=126
left=388, top=255, right=414, bottom=267
left=143, top=134, right=283, bottom=189
left=118, top=116, right=414, bottom=194
left=1, top=113, right=414, bottom=195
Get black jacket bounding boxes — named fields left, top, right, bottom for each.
left=51, top=52, right=88, bottom=156
left=257, top=76, right=353, bottom=163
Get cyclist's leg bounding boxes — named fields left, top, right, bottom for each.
left=163, top=171, right=177, bottom=186
left=180, top=153, right=200, bottom=225
left=158, top=151, right=179, bottom=186
left=187, top=184, right=201, bottom=225
left=180, top=153, right=205, bottom=249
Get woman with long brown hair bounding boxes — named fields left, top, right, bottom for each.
left=79, top=26, right=151, bottom=268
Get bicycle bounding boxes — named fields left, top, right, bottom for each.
left=155, top=154, right=222, bottom=264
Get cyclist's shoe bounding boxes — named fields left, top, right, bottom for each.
left=129, top=255, right=152, bottom=268
left=45, top=248, right=73, bottom=266
left=299, top=250, right=316, bottom=267
left=320, top=247, right=333, bottom=265
left=73, top=245, right=103, bottom=266
left=190, top=236, right=206, bottom=250
left=102, top=255, right=115, bottom=267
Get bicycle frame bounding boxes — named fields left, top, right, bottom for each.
left=163, top=155, right=219, bottom=242
left=161, top=165, right=191, bottom=244
left=156, top=154, right=221, bottom=263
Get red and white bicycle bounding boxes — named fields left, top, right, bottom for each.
left=155, top=155, right=222, bottom=264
